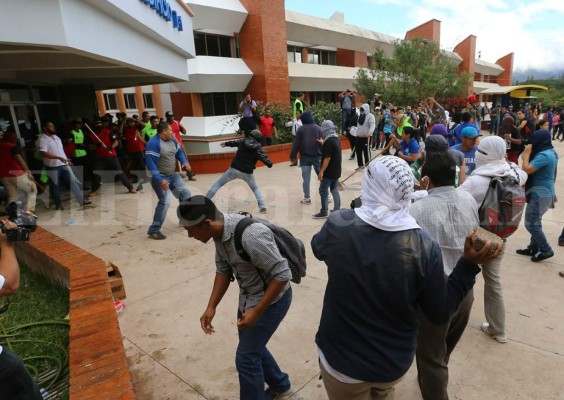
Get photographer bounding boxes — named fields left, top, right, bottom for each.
left=0, top=220, right=43, bottom=399
left=238, top=92, right=258, bottom=135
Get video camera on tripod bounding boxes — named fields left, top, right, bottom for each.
left=0, top=196, right=37, bottom=241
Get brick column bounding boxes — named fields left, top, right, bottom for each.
left=405, top=19, right=441, bottom=45
left=95, top=91, right=106, bottom=116
left=494, top=53, right=514, bottom=86
left=336, top=49, right=367, bottom=68
left=115, top=88, right=126, bottom=113
left=453, top=35, right=477, bottom=94
left=301, top=48, right=308, bottom=63
left=135, top=87, right=145, bottom=113
left=238, top=0, right=290, bottom=104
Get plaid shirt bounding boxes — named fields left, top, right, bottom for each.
left=214, top=213, right=291, bottom=312
left=410, top=187, right=479, bottom=275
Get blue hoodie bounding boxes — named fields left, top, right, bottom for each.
left=289, top=110, right=322, bottom=159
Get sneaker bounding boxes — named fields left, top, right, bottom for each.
left=348, top=156, right=355, bottom=161
left=531, top=249, right=554, bottom=262
left=136, top=183, right=144, bottom=192
left=148, top=231, right=167, bottom=240
left=480, top=323, right=507, bottom=344
left=289, top=162, right=298, bottom=167
left=516, top=247, right=536, bottom=256
left=312, top=212, right=328, bottom=219
left=559, top=271, right=564, bottom=278
left=81, top=200, right=95, bottom=209
left=259, top=207, right=267, bottom=214
left=355, top=166, right=365, bottom=171
left=55, top=205, right=65, bottom=211
left=265, top=387, right=293, bottom=400
left=128, top=188, right=137, bottom=194
left=300, top=198, right=311, bottom=205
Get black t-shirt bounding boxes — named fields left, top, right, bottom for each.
left=498, top=127, right=522, bottom=152
left=322, top=136, right=342, bottom=179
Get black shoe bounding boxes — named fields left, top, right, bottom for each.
left=55, top=205, right=65, bottom=210
left=312, top=212, right=328, bottom=219
left=516, top=247, right=536, bottom=256
left=148, top=231, right=167, bottom=240
left=531, top=249, right=554, bottom=262
left=136, top=183, right=143, bottom=192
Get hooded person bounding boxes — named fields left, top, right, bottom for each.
left=458, top=135, right=527, bottom=344
left=313, top=121, right=342, bottom=219
left=518, top=129, right=558, bottom=262
left=205, top=129, right=273, bottom=214
left=498, top=115, right=522, bottom=163
left=311, top=155, right=498, bottom=399
left=425, top=134, right=466, bottom=185
left=289, top=110, right=323, bottom=204
left=354, top=104, right=376, bottom=169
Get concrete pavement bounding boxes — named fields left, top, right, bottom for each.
left=36, top=139, right=564, bottom=399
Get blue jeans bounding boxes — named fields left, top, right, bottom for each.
left=46, top=164, right=84, bottom=207
left=319, top=178, right=340, bottom=214
left=236, top=288, right=292, bottom=399
left=148, top=173, right=191, bottom=234
left=206, top=167, right=265, bottom=208
left=341, top=109, right=351, bottom=133
left=299, top=155, right=321, bottom=199
left=524, top=193, right=552, bottom=252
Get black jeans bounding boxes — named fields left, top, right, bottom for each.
left=355, top=137, right=370, bottom=167
left=0, top=347, right=43, bottom=400
left=91, top=157, right=133, bottom=193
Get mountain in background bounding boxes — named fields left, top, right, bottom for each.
left=512, top=69, right=564, bottom=83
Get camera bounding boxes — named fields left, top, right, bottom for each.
left=0, top=201, right=37, bottom=241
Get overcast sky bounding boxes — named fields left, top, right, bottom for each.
left=285, top=0, right=564, bottom=74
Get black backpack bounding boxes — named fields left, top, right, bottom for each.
left=234, top=213, right=307, bottom=284
left=478, top=172, right=526, bottom=239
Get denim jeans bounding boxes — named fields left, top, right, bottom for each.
left=236, top=288, right=292, bottom=399
left=206, top=167, right=266, bottom=208
left=0, top=347, right=43, bottom=400
left=319, top=178, right=340, bottom=214
left=148, top=173, right=191, bottom=234
left=299, top=155, right=321, bottom=199
left=524, top=193, right=553, bottom=253
left=341, top=109, right=351, bottom=133
left=46, top=164, right=84, bottom=207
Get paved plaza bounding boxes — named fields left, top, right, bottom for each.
left=37, top=138, right=564, bottom=400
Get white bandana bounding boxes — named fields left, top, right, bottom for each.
left=355, top=156, right=421, bottom=232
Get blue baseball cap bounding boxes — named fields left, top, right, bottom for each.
left=461, top=126, right=479, bottom=138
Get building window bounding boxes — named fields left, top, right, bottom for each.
left=194, top=32, right=233, bottom=58
left=202, top=92, right=241, bottom=116
left=287, top=46, right=302, bottom=63
left=143, top=93, right=154, bottom=109
left=124, top=94, right=136, bottom=109
left=310, top=92, right=336, bottom=105
left=308, top=49, right=336, bottom=65
left=104, top=93, right=117, bottom=110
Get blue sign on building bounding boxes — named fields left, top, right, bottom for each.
left=140, top=0, right=183, bottom=31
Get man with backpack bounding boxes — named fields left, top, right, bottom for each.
left=179, top=195, right=296, bottom=400
left=459, top=136, right=527, bottom=344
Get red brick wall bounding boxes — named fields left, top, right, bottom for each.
left=336, top=49, right=368, bottom=68
left=405, top=19, right=441, bottom=45
left=453, top=35, right=477, bottom=94
left=494, top=53, right=514, bottom=86
left=170, top=93, right=203, bottom=118
left=238, top=0, right=290, bottom=105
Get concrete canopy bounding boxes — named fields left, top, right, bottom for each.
left=187, top=0, right=248, bottom=36
left=172, top=57, right=253, bottom=93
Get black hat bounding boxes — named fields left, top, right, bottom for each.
left=165, top=111, right=174, bottom=118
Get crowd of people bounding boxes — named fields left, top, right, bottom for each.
left=1, top=90, right=563, bottom=399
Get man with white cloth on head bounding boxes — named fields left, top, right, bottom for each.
left=311, top=156, right=502, bottom=400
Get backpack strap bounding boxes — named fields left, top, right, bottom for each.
left=234, top=216, right=268, bottom=291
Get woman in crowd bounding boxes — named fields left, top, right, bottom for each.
left=517, top=128, right=558, bottom=262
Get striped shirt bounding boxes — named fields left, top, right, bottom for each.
left=409, top=186, right=478, bottom=275
left=214, top=213, right=291, bottom=312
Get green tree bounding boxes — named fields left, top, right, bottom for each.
left=354, top=38, right=472, bottom=106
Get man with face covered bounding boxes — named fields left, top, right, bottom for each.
left=312, top=156, right=502, bottom=400
left=313, top=120, right=341, bottom=219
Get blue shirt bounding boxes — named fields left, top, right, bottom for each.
left=453, top=122, right=475, bottom=144
left=400, top=138, right=420, bottom=164
left=451, top=144, right=477, bottom=176
left=529, top=150, right=557, bottom=197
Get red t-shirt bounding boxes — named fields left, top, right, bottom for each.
left=91, top=128, right=117, bottom=158
left=0, top=142, right=24, bottom=177
left=169, top=120, right=183, bottom=144
left=124, top=126, right=145, bottom=153
left=259, top=116, right=275, bottom=138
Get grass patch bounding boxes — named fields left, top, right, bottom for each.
left=0, top=263, right=69, bottom=399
